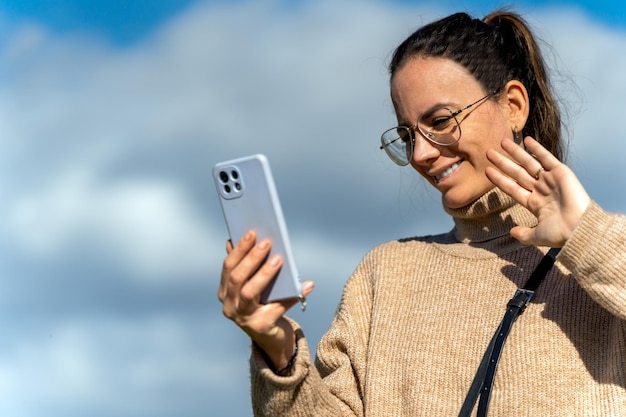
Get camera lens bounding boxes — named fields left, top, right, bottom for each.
left=224, top=185, right=231, bottom=193
left=219, top=171, right=229, bottom=183
left=231, top=170, right=239, bottom=180
left=234, top=182, right=241, bottom=191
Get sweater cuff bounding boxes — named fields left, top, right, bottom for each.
left=558, top=201, right=610, bottom=274
left=557, top=201, right=626, bottom=318
left=250, top=317, right=312, bottom=388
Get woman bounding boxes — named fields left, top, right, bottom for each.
left=219, top=10, right=626, bottom=416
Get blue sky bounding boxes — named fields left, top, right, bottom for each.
left=1, top=0, right=196, bottom=45
left=3, top=0, right=626, bottom=45
left=1, top=1, right=625, bottom=416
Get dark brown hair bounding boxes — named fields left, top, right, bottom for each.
left=389, top=11, right=563, bottom=161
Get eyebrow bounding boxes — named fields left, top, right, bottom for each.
left=397, top=101, right=458, bottom=126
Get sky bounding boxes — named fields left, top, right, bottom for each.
left=0, top=0, right=625, bottom=416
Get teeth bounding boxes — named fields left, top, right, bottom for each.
left=435, top=161, right=462, bottom=181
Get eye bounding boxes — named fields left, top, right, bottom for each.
left=431, top=115, right=453, bottom=131
left=420, top=109, right=455, bottom=133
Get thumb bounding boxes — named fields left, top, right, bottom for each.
left=277, top=280, right=315, bottom=312
left=510, top=225, right=536, bottom=246
left=301, top=280, right=315, bottom=298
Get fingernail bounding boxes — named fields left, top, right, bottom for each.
left=243, top=231, right=253, bottom=241
left=269, top=255, right=280, bottom=266
left=258, top=240, right=269, bottom=250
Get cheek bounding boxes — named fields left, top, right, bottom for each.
left=485, top=112, right=511, bottom=145
left=463, top=122, right=509, bottom=156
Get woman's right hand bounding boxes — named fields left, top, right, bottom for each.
left=218, top=230, right=315, bottom=371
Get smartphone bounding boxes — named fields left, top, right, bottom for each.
left=213, top=154, right=304, bottom=307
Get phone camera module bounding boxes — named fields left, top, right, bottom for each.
left=216, top=166, right=243, bottom=199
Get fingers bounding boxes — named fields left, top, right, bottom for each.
left=301, top=280, right=315, bottom=298
left=218, top=230, right=257, bottom=302
left=272, top=280, right=315, bottom=314
left=218, top=231, right=310, bottom=324
left=224, top=230, right=255, bottom=267
left=219, top=231, right=279, bottom=312
left=251, top=280, right=315, bottom=319
left=237, top=252, right=282, bottom=311
left=485, top=151, right=532, bottom=204
left=217, top=230, right=317, bottom=352
left=520, top=136, right=561, bottom=170
left=487, top=136, right=592, bottom=248
left=499, top=138, right=547, bottom=184
left=486, top=137, right=561, bottom=195
left=509, top=225, right=536, bottom=246
left=221, top=235, right=276, bottom=307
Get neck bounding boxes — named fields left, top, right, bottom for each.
left=444, top=188, right=537, bottom=245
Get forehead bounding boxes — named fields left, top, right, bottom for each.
left=390, top=57, right=484, bottom=116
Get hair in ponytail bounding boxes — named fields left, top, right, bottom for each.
left=389, top=10, right=564, bottom=161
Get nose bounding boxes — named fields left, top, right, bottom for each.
left=411, top=132, right=440, bottom=166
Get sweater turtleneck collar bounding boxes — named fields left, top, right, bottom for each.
left=444, top=188, right=538, bottom=244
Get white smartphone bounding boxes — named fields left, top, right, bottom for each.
left=213, top=154, right=304, bottom=307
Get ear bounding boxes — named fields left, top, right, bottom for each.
left=500, top=80, right=529, bottom=131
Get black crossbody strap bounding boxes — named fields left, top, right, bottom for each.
left=458, top=248, right=560, bottom=417
left=457, top=332, right=496, bottom=416
left=522, top=248, right=561, bottom=292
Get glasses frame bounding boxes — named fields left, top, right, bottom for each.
left=380, top=92, right=495, bottom=166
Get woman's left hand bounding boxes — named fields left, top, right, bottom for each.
left=485, top=136, right=591, bottom=248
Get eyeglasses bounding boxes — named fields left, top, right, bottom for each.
left=379, top=92, right=494, bottom=166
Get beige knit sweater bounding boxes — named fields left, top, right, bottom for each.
left=250, top=189, right=626, bottom=416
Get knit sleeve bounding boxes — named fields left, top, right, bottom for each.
left=558, top=201, right=626, bottom=320
left=248, top=249, right=376, bottom=417
left=314, top=252, right=375, bottom=416
left=249, top=319, right=343, bottom=417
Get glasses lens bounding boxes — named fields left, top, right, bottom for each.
left=418, top=108, right=461, bottom=146
left=381, top=127, right=412, bottom=166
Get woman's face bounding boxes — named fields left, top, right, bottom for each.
left=390, top=57, right=512, bottom=209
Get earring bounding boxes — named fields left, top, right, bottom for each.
left=513, top=126, right=523, bottom=144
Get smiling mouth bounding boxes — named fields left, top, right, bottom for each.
left=434, top=160, right=463, bottom=182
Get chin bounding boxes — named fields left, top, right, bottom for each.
left=442, top=200, right=469, bottom=210
left=441, top=188, right=491, bottom=209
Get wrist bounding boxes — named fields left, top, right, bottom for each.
left=254, top=319, right=297, bottom=374
left=274, top=339, right=299, bottom=376
left=255, top=336, right=298, bottom=376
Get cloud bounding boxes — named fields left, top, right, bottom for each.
left=0, top=1, right=625, bottom=416
left=6, top=168, right=216, bottom=281
left=526, top=8, right=626, bottom=210
left=0, top=316, right=222, bottom=417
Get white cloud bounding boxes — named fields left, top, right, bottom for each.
left=0, top=316, right=221, bottom=417
left=1, top=1, right=626, bottom=417
left=524, top=8, right=626, bottom=209
left=6, top=168, right=216, bottom=281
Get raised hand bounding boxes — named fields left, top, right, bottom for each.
left=218, top=230, right=315, bottom=371
left=485, top=136, right=590, bottom=248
